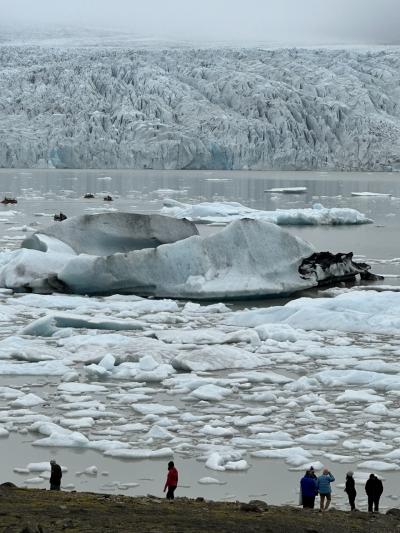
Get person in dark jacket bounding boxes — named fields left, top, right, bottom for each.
left=300, top=470, right=318, bottom=508
left=365, top=474, right=383, bottom=512
left=163, top=461, right=178, bottom=500
left=344, top=471, right=357, bottom=511
left=49, top=459, right=62, bottom=491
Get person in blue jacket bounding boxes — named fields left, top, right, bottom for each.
left=317, top=468, right=335, bottom=511
left=300, top=470, right=318, bottom=508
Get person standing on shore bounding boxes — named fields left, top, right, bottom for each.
left=365, top=474, right=383, bottom=513
left=317, top=468, right=335, bottom=511
left=300, top=470, right=318, bottom=509
left=344, top=471, right=357, bottom=511
left=49, top=459, right=62, bottom=491
left=163, top=461, right=178, bottom=500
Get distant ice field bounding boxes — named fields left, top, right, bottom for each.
left=0, top=169, right=399, bottom=508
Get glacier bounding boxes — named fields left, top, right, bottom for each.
left=1, top=46, right=400, bottom=169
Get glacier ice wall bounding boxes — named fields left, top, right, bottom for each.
left=1, top=46, right=400, bottom=170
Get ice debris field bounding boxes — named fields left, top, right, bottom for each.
left=1, top=288, right=400, bottom=488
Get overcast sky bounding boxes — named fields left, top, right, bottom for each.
left=1, top=0, right=400, bottom=44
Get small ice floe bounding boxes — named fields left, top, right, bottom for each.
left=205, top=452, right=249, bottom=472
left=357, top=460, right=400, bottom=471
left=77, top=465, right=98, bottom=476
left=351, top=192, right=392, bottom=197
left=198, top=477, right=226, bottom=485
left=103, top=447, right=173, bottom=459
left=9, top=393, right=45, bottom=408
left=25, top=477, right=45, bottom=484
left=264, top=187, right=307, bottom=193
left=189, top=384, right=232, bottom=402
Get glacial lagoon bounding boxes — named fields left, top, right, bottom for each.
left=0, top=169, right=399, bottom=509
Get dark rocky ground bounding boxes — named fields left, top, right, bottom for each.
left=1, top=486, right=400, bottom=533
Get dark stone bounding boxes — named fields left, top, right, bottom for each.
left=54, top=213, right=67, bottom=222
left=248, top=499, right=268, bottom=511
left=103, top=195, right=113, bottom=201
left=0, top=482, right=17, bottom=488
left=196, top=497, right=205, bottom=502
left=299, top=251, right=383, bottom=286
left=83, top=193, right=95, bottom=199
left=386, top=508, right=400, bottom=518
left=239, top=503, right=262, bottom=512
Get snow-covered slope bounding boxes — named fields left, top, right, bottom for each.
left=1, top=46, right=400, bottom=170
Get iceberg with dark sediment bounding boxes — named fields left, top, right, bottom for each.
left=0, top=213, right=379, bottom=298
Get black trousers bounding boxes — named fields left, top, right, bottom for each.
left=368, top=495, right=380, bottom=512
left=302, top=495, right=315, bottom=509
left=166, top=486, right=176, bottom=500
left=347, top=493, right=356, bottom=510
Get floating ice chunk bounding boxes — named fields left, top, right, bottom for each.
left=27, top=462, right=67, bottom=472
left=25, top=477, right=45, bottom=484
left=200, top=425, right=237, bottom=437
left=351, top=192, right=392, bottom=197
left=139, top=356, right=159, bottom=372
left=132, top=404, right=179, bottom=416
left=104, top=447, right=173, bottom=459
left=172, top=346, right=264, bottom=372
left=190, top=384, right=232, bottom=401
left=297, top=430, right=345, bottom=446
left=58, top=383, right=107, bottom=395
left=205, top=451, right=244, bottom=471
left=10, top=393, right=45, bottom=408
left=0, top=427, right=9, bottom=437
left=161, top=199, right=371, bottom=225
left=265, top=187, right=307, bottom=194
left=342, top=439, right=393, bottom=452
left=33, top=431, right=90, bottom=448
left=198, top=477, right=225, bottom=485
left=229, top=370, right=292, bottom=384
left=0, top=387, right=25, bottom=400
left=81, top=465, right=98, bottom=475
left=364, top=403, right=390, bottom=415
left=335, top=390, right=385, bottom=403
left=21, top=314, right=145, bottom=337
left=251, top=447, right=313, bottom=467
left=147, top=425, right=174, bottom=440
left=357, top=460, right=400, bottom=471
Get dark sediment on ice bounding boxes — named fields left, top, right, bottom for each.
left=0, top=486, right=399, bottom=533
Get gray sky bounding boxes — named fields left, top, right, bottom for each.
left=1, top=0, right=400, bottom=44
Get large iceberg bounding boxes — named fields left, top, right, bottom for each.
left=0, top=213, right=379, bottom=298
left=56, top=218, right=315, bottom=298
left=1, top=46, right=400, bottom=170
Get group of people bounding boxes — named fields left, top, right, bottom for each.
left=49, top=459, right=179, bottom=500
left=301, top=467, right=384, bottom=513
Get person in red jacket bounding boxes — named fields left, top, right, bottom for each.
left=163, top=461, right=178, bottom=500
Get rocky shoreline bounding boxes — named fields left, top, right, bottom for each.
left=2, top=486, right=400, bottom=533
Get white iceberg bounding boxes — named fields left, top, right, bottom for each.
left=161, top=199, right=372, bottom=225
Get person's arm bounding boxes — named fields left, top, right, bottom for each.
left=329, top=473, right=335, bottom=482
